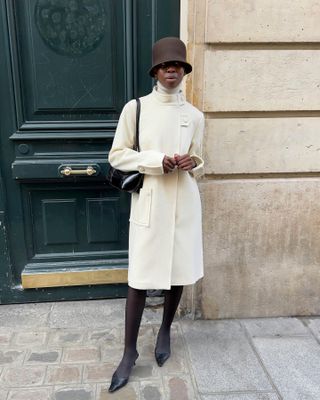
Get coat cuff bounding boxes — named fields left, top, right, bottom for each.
left=189, top=155, right=204, bottom=179
left=137, top=152, right=165, bottom=175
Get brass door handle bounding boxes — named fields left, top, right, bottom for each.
left=60, top=166, right=97, bottom=176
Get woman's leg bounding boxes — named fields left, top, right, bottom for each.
left=155, top=285, right=183, bottom=366
left=109, top=286, right=146, bottom=391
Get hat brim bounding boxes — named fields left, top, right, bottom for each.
left=149, top=61, right=192, bottom=77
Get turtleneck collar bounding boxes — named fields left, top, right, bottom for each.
left=152, top=81, right=185, bottom=105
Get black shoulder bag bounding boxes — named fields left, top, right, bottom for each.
left=107, top=98, right=144, bottom=193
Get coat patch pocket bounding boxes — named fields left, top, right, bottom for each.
left=130, top=188, right=152, bottom=227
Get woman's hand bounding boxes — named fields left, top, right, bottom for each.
left=174, top=154, right=196, bottom=171
left=163, top=155, right=176, bottom=173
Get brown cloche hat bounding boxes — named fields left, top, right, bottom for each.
left=149, top=37, right=192, bottom=77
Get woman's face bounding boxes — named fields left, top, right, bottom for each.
left=154, top=61, right=185, bottom=89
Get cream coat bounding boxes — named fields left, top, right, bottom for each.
left=108, top=87, right=204, bottom=289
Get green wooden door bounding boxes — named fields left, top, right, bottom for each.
left=0, top=0, right=180, bottom=304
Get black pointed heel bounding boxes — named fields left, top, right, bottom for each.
left=108, top=352, right=138, bottom=393
left=155, top=349, right=171, bottom=367
left=108, top=373, right=129, bottom=393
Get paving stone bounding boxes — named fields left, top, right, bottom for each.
left=242, top=318, right=309, bottom=337
left=157, top=355, right=187, bottom=375
left=48, top=331, right=83, bottom=346
left=49, top=300, right=126, bottom=329
left=181, top=320, right=272, bottom=393
left=131, top=362, right=159, bottom=380
left=0, top=350, right=25, bottom=365
left=88, top=329, right=121, bottom=345
left=0, top=333, right=12, bottom=346
left=0, top=303, right=52, bottom=329
left=200, top=394, right=279, bottom=400
left=62, top=347, right=100, bottom=363
left=164, top=375, right=196, bottom=400
left=138, top=342, right=155, bottom=361
left=7, top=388, right=52, bottom=400
left=14, top=332, right=47, bottom=347
left=0, top=390, right=8, bottom=400
left=52, top=386, right=94, bottom=400
left=26, top=350, right=60, bottom=364
left=101, top=344, right=124, bottom=364
left=140, top=381, right=164, bottom=400
left=83, top=363, right=114, bottom=382
left=305, top=318, right=320, bottom=341
left=97, top=383, right=139, bottom=399
left=156, top=334, right=188, bottom=374
left=1, top=366, right=46, bottom=387
left=141, top=308, right=162, bottom=325
left=253, top=336, right=320, bottom=399
left=45, top=365, right=82, bottom=384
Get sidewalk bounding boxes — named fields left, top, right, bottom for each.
left=0, top=299, right=320, bottom=400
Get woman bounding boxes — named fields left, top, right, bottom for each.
left=108, top=37, right=204, bottom=393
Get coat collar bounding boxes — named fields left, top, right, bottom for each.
left=152, top=86, right=185, bottom=106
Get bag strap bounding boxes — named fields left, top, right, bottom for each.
left=134, top=98, right=141, bottom=152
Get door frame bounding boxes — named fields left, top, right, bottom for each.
left=0, top=0, right=181, bottom=304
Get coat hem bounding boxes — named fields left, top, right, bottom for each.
left=128, top=275, right=203, bottom=290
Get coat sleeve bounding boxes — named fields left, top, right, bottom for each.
left=108, top=100, right=165, bottom=175
left=189, top=113, right=205, bottom=179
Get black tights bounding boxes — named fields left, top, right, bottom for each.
left=114, top=285, right=183, bottom=377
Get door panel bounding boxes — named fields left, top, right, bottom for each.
left=0, top=0, right=180, bottom=304
left=11, top=0, right=125, bottom=124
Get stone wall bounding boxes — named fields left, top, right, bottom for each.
left=182, top=0, right=320, bottom=318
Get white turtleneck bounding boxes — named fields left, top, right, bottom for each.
left=153, top=81, right=185, bottom=105
left=156, top=81, right=182, bottom=95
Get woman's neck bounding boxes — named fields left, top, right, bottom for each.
left=156, top=81, right=182, bottom=95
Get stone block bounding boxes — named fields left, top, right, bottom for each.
left=0, top=333, right=12, bottom=346
left=253, top=336, right=320, bottom=399
left=0, top=391, right=8, bottom=400
left=48, top=299, right=125, bottom=329
left=62, top=347, right=100, bottom=363
left=242, top=317, right=308, bottom=337
left=101, top=343, right=124, bottom=364
left=26, top=350, right=60, bottom=364
left=205, top=0, right=320, bottom=43
left=1, top=366, right=46, bottom=387
left=181, top=320, right=272, bottom=393
left=0, top=303, right=51, bottom=329
left=52, top=386, right=94, bottom=400
left=204, top=118, right=320, bottom=174
left=131, top=362, right=159, bottom=380
left=203, top=50, right=320, bottom=111
left=140, top=381, right=165, bottom=400
left=305, top=318, right=320, bottom=341
left=0, top=350, right=25, bottom=365
left=163, top=376, right=197, bottom=400
left=201, top=394, right=279, bottom=400
left=97, top=382, right=139, bottom=399
left=201, top=179, right=320, bottom=318
left=14, top=332, right=47, bottom=347
left=87, top=329, right=120, bottom=345
left=45, top=365, right=82, bottom=384
left=48, top=331, right=83, bottom=346
left=7, top=388, right=52, bottom=400
left=83, top=363, right=114, bottom=382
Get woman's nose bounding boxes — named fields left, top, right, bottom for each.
left=166, top=65, right=176, bottom=72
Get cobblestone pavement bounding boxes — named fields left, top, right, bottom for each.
left=0, top=299, right=197, bottom=400
left=0, top=299, right=320, bottom=399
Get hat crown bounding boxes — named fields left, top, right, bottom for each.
left=149, top=37, right=192, bottom=77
